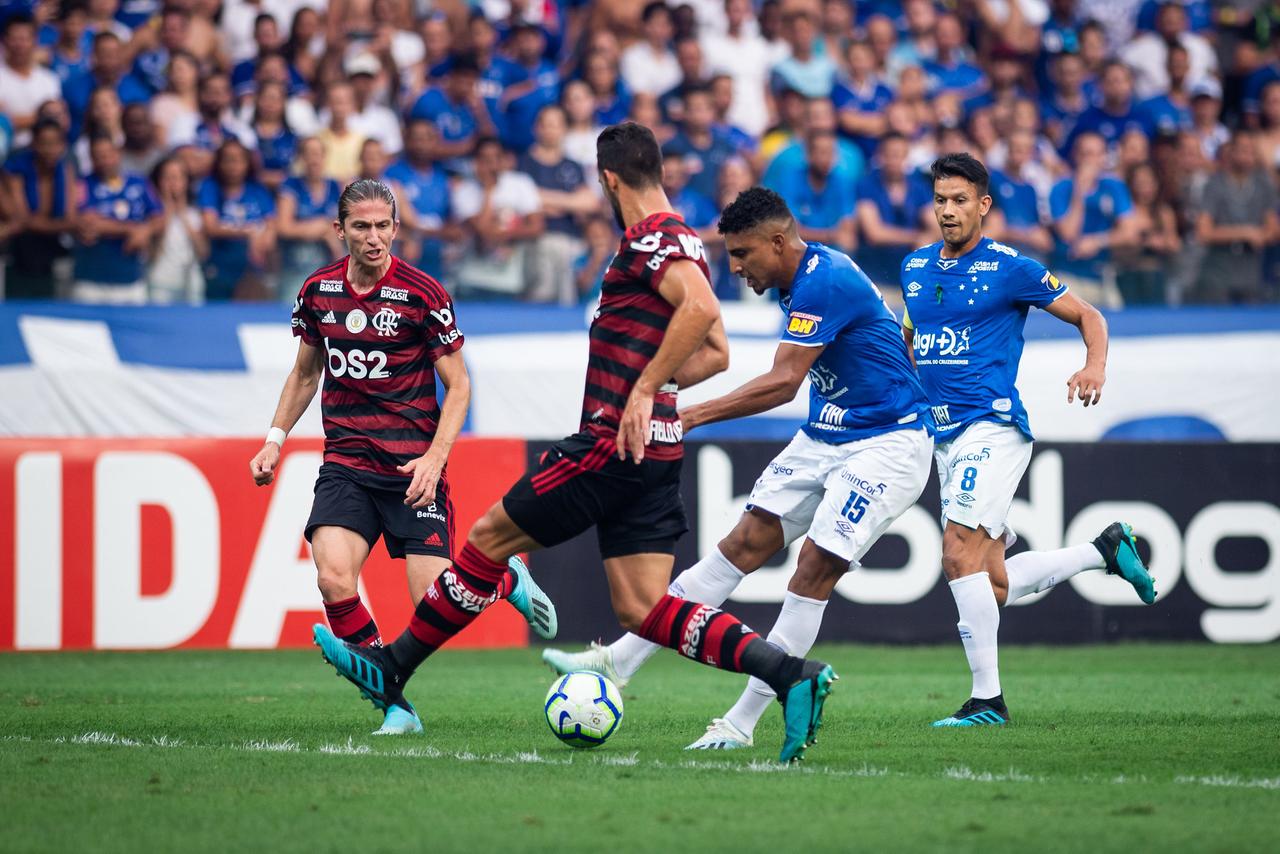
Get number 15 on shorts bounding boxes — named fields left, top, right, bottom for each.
left=842, top=490, right=870, bottom=524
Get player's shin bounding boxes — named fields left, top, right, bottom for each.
left=323, top=595, right=383, bottom=647
left=724, top=592, right=829, bottom=737
left=949, top=572, right=1002, bottom=700
left=1004, top=543, right=1104, bottom=603
left=636, top=594, right=808, bottom=694
left=385, top=542, right=507, bottom=672
left=611, top=548, right=749, bottom=679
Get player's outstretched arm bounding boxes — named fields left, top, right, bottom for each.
left=617, top=260, right=721, bottom=462
left=1044, top=290, right=1109, bottom=407
left=250, top=339, right=324, bottom=486
left=399, top=349, right=471, bottom=508
left=680, top=342, right=823, bottom=433
left=672, top=316, right=730, bottom=391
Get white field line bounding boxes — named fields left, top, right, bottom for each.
left=4, top=732, right=1277, bottom=791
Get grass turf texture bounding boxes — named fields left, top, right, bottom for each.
left=2, top=644, right=1278, bottom=853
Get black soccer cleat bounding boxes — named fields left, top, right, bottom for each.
left=313, top=624, right=410, bottom=712
left=932, top=695, right=1010, bottom=727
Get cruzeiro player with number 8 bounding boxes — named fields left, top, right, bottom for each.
left=248, top=179, right=556, bottom=736
left=902, top=154, right=1158, bottom=728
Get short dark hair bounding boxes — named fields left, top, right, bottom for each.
left=2, top=13, right=35, bottom=36
left=597, top=122, right=662, bottom=188
left=641, top=1, right=670, bottom=23
left=474, top=135, right=505, bottom=155
left=31, top=117, right=65, bottom=139
left=448, top=53, right=480, bottom=76
left=930, top=152, right=990, bottom=197
left=717, top=186, right=793, bottom=235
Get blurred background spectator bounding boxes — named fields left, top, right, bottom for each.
left=0, top=0, right=1276, bottom=305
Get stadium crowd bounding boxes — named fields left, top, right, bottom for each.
left=0, top=0, right=1278, bottom=307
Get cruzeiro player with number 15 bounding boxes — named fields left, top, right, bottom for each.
left=901, top=153, right=1158, bottom=728
left=248, top=178, right=556, bottom=736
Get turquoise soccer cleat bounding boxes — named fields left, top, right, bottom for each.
left=778, top=663, right=837, bottom=763
left=932, top=696, right=1010, bottom=727
left=312, top=624, right=407, bottom=712
left=373, top=702, right=423, bottom=736
left=506, top=555, right=558, bottom=640
left=1094, top=522, right=1157, bottom=605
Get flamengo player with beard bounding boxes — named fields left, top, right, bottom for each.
left=311, top=124, right=839, bottom=764
left=250, top=179, right=556, bottom=736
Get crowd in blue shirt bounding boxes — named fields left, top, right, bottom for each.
left=0, top=0, right=1278, bottom=305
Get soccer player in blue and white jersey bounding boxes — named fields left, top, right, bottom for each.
left=902, top=153, right=1156, bottom=728
left=545, top=187, right=933, bottom=750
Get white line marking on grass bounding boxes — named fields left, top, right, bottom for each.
left=10, top=732, right=1279, bottom=792
left=943, top=766, right=1045, bottom=784
left=241, top=739, right=300, bottom=753
left=592, top=752, right=639, bottom=767
left=319, top=738, right=372, bottom=755
left=1175, top=775, right=1280, bottom=790
left=72, top=732, right=143, bottom=747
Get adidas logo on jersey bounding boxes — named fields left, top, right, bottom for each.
left=424, top=532, right=443, bottom=547
left=320, top=310, right=337, bottom=324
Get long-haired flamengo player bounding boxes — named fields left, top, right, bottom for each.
left=310, top=124, right=838, bottom=763
left=249, top=178, right=556, bottom=736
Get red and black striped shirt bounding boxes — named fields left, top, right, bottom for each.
left=581, top=212, right=711, bottom=462
left=291, top=255, right=463, bottom=487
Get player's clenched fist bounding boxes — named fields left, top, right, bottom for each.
left=250, top=443, right=281, bottom=486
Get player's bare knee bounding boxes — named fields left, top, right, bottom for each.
left=315, top=566, right=357, bottom=602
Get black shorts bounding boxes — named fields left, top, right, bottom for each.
left=503, top=431, right=688, bottom=559
left=305, top=463, right=454, bottom=560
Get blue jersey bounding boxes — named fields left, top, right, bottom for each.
left=197, top=177, right=275, bottom=300
left=900, top=237, right=1067, bottom=441
left=781, top=243, right=930, bottom=443
left=74, top=172, right=160, bottom=284
left=256, top=126, right=299, bottom=173
left=384, top=157, right=451, bottom=270
left=279, top=175, right=340, bottom=274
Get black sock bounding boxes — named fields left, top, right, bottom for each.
left=739, top=638, right=807, bottom=697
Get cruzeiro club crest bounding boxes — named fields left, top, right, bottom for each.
left=372, top=307, right=401, bottom=337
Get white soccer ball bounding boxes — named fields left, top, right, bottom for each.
left=544, top=671, right=624, bottom=749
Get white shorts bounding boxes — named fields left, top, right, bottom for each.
left=933, top=421, right=1032, bottom=547
left=747, top=428, right=933, bottom=564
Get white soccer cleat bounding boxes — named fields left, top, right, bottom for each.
left=685, top=717, right=753, bottom=750
left=541, top=642, right=628, bottom=689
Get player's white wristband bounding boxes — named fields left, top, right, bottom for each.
left=265, top=427, right=288, bottom=448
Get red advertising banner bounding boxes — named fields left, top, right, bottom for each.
left=0, top=438, right=530, bottom=650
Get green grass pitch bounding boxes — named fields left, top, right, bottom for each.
left=2, top=643, right=1278, bottom=853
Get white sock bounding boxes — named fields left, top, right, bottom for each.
left=948, top=572, right=1001, bottom=700
left=610, top=548, right=746, bottom=680
left=724, top=592, right=829, bottom=739
left=1004, top=543, right=1103, bottom=603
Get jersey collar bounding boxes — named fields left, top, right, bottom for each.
left=624, top=211, right=682, bottom=240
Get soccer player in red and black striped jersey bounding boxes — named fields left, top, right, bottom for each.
left=311, top=126, right=839, bottom=763
left=249, top=179, right=556, bottom=736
